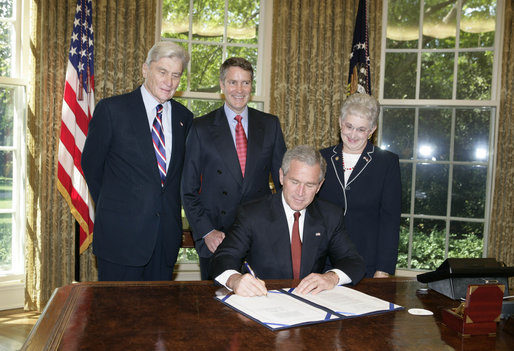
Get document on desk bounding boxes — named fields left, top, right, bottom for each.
left=216, top=286, right=403, bottom=331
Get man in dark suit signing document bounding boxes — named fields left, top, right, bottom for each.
left=82, top=41, right=193, bottom=281
left=210, top=145, right=365, bottom=296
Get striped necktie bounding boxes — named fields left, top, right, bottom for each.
left=152, top=104, right=166, bottom=186
left=234, top=115, right=247, bottom=176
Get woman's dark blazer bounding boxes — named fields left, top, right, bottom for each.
left=318, top=141, right=401, bottom=277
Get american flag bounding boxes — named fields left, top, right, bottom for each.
left=347, top=0, right=371, bottom=95
left=57, top=0, right=95, bottom=254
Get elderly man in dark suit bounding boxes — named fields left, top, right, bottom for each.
left=181, top=57, right=286, bottom=280
left=82, top=41, right=193, bottom=281
left=210, top=145, right=365, bottom=296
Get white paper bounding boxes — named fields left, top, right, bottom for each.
left=216, top=286, right=403, bottom=330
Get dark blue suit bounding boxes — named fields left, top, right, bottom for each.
left=181, top=106, right=286, bottom=278
left=210, top=192, right=365, bottom=284
left=82, top=87, right=193, bottom=279
left=318, top=142, right=401, bottom=277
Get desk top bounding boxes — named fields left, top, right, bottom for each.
left=22, top=278, right=514, bottom=350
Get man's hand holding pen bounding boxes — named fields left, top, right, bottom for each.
left=226, top=261, right=267, bottom=297
left=227, top=273, right=268, bottom=297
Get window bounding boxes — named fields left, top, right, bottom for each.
left=0, top=0, right=27, bottom=291
left=160, top=0, right=270, bottom=269
left=380, top=0, right=501, bottom=271
left=160, top=0, right=269, bottom=116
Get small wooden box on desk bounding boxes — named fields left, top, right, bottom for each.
left=442, top=284, right=504, bottom=336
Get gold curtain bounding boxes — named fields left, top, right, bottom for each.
left=489, top=2, right=514, bottom=287
left=271, top=0, right=514, bottom=281
left=26, top=0, right=157, bottom=311
left=270, top=0, right=382, bottom=149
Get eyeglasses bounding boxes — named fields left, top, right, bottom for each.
left=342, top=122, right=369, bottom=135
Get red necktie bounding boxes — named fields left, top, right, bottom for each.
left=291, top=211, right=302, bottom=280
left=234, top=115, right=247, bottom=176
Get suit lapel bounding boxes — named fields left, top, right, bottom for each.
left=164, top=99, right=187, bottom=187
left=129, top=88, right=162, bottom=185
left=212, top=108, right=244, bottom=185
left=301, top=202, right=325, bottom=277
left=347, top=141, right=374, bottom=186
left=330, top=144, right=345, bottom=191
left=243, top=108, right=264, bottom=189
left=267, top=194, right=295, bottom=278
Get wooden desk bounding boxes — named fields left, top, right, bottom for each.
left=22, top=278, right=514, bottom=350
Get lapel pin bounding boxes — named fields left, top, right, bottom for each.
left=315, top=232, right=321, bottom=237
left=363, top=156, right=369, bottom=162
left=335, top=156, right=339, bottom=161
left=180, top=121, right=184, bottom=127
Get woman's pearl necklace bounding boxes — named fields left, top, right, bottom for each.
left=342, top=153, right=353, bottom=171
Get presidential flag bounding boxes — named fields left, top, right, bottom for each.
left=57, top=0, right=95, bottom=254
left=347, top=0, right=371, bottom=95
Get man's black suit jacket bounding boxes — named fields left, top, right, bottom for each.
left=181, top=106, right=286, bottom=258
left=210, top=192, right=366, bottom=284
left=82, top=87, right=193, bottom=266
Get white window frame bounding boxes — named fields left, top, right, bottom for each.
left=379, top=0, right=505, bottom=272
left=0, top=0, right=29, bottom=310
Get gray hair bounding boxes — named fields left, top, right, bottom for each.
left=281, top=145, right=326, bottom=183
left=145, top=41, right=190, bottom=70
left=220, top=57, right=254, bottom=82
left=340, top=93, right=380, bottom=129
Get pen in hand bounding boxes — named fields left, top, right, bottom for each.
left=244, top=261, right=267, bottom=296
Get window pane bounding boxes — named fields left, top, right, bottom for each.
left=385, top=0, right=419, bottom=49
left=422, top=0, right=457, bottom=49
left=454, top=108, right=491, bottom=162
left=161, top=0, right=190, bottom=40
left=448, top=221, right=483, bottom=258
left=411, top=218, right=446, bottom=270
left=420, top=52, right=454, bottom=99
left=0, top=0, right=14, bottom=17
left=0, top=86, right=14, bottom=145
left=226, top=46, right=257, bottom=69
left=192, top=0, right=224, bottom=42
left=418, top=108, right=451, bottom=161
left=228, top=0, right=260, bottom=44
left=415, top=163, right=448, bottom=216
left=384, top=53, right=417, bottom=99
left=0, top=213, right=12, bottom=270
left=451, top=165, right=486, bottom=218
left=397, top=217, right=410, bottom=269
left=457, top=51, right=493, bottom=100
left=460, top=0, right=496, bottom=48
left=190, top=44, right=222, bottom=92
left=381, top=107, right=415, bottom=159
left=0, top=21, right=13, bottom=77
left=0, top=151, right=12, bottom=210
left=400, top=163, right=412, bottom=213
left=191, top=99, right=223, bottom=117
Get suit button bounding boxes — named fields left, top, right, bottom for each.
left=156, top=212, right=160, bottom=217
left=222, top=191, right=227, bottom=195
left=346, top=186, right=350, bottom=190
left=217, top=170, right=222, bottom=174
left=221, top=210, right=226, bottom=215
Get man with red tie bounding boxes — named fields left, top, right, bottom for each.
left=210, top=145, right=365, bottom=296
left=82, top=41, right=193, bottom=281
left=181, top=57, right=286, bottom=280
